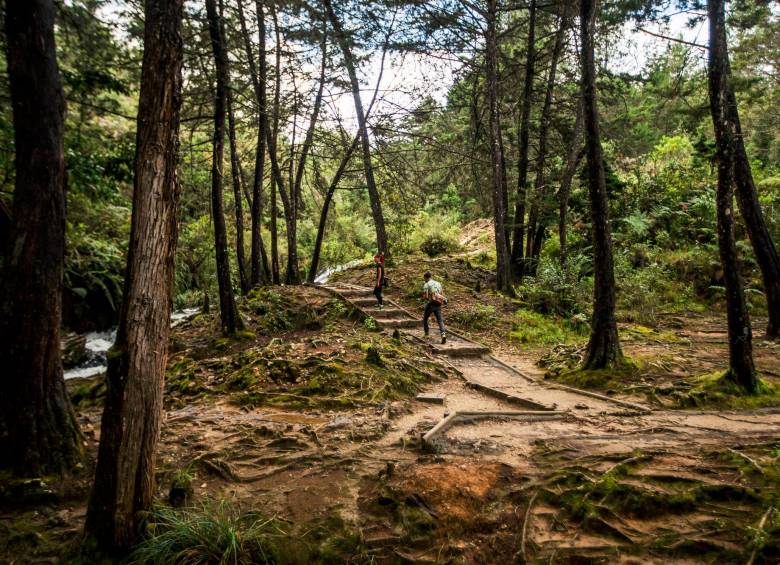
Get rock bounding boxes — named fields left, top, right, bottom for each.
left=0, top=478, right=58, bottom=506
left=61, top=333, right=87, bottom=368
left=322, top=415, right=353, bottom=432
left=416, top=393, right=445, bottom=404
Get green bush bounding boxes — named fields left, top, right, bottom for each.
left=516, top=255, right=591, bottom=317
left=419, top=233, right=458, bottom=257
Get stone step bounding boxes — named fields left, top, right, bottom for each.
left=367, top=308, right=410, bottom=319
left=335, top=288, right=372, bottom=298
left=430, top=343, right=490, bottom=357
left=350, top=297, right=383, bottom=307
left=377, top=318, right=419, bottom=329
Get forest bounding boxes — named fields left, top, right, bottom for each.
left=1, top=0, right=780, bottom=562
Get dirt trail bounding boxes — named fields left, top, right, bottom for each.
left=323, top=283, right=780, bottom=458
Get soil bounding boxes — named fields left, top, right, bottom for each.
left=2, top=272, right=780, bottom=564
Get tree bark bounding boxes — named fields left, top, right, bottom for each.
left=486, top=0, right=513, bottom=293
left=308, top=33, right=389, bottom=284
left=324, top=0, right=388, bottom=256
left=227, top=85, right=250, bottom=294
left=237, top=0, right=270, bottom=287
left=286, top=22, right=327, bottom=283
left=525, top=9, right=567, bottom=274
left=206, top=0, right=242, bottom=334
left=558, top=103, right=585, bottom=270
left=0, top=0, right=83, bottom=477
left=269, top=5, right=282, bottom=284
left=308, top=134, right=362, bottom=283
left=707, top=0, right=757, bottom=389
left=84, top=0, right=183, bottom=551
left=708, top=2, right=780, bottom=339
left=509, top=0, right=536, bottom=279
left=579, top=0, right=623, bottom=369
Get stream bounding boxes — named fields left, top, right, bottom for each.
left=313, top=259, right=363, bottom=285
left=64, top=307, right=199, bottom=380
left=64, top=257, right=358, bottom=381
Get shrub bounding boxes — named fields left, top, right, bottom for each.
left=516, top=255, right=590, bottom=317
left=419, top=233, right=458, bottom=257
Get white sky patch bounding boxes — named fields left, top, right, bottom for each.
left=328, top=8, right=711, bottom=133
left=611, top=9, right=709, bottom=74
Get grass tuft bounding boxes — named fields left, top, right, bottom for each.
left=128, top=501, right=292, bottom=565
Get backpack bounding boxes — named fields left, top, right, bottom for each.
left=382, top=276, right=389, bottom=288
left=432, top=291, right=447, bottom=305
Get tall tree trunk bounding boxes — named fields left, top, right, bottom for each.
left=525, top=9, right=567, bottom=274
left=0, top=0, right=83, bottom=477
left=580, top=0, right=622, bottom=369
left=263, top=104, right=297, bottom=283
left=237, top=0, right=270, bottom=287
left=227, top=86, right=250, bottom=294
left=708, top=2, right=780, bottom=339
left=84, top=0, right=183, bottom=551
left=324, top=0, right=388, bottom=256
left=308, top=36, right=389, bottom=284
left=558, top=103, right=585, bottom=270
left=206, top=0, right=242, bottom=334
left=308, top=134, right=362, bottom=283
left=509, top=0, right=537, bottom=279
left=287, top=23, right=327, bottom=283
left=486, top=0, right=513, bottom=293
left=260, top=5, right=301, bottom=284
left=269, top=5, right=282, bottom=284
left=707, top=0, right=757, bottom=389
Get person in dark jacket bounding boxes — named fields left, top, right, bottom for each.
left=373, top=253, right=385, bottom=309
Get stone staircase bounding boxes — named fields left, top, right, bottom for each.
left=323, top=284, right=489, bottom=357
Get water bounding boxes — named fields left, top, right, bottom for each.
left=64, top=307, right=199, bottom=380
left=314, top=259, right=364, bottom=284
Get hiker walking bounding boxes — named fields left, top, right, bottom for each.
left=373, top=253, right=385, bottom=309
left=422, top=271, right=447, bottom=344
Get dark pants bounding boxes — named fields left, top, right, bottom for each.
left=423, top=301, right=445, bottom=335
left=373, top=286, right=383, bottom=306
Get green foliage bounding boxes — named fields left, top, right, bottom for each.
left=517, top=255, right=591, bottom=318
left=406, top=210, right=462, bottom=258
left=176, top=216, right=216, bottom=306
left=63, top=192, right=129, bottom=328
left=363, top=316, right=378, bottom=331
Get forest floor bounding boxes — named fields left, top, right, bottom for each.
left=3, top=255, right=780, bottom=563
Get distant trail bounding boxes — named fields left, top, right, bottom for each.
left=321, top=283, right=780, bottom=461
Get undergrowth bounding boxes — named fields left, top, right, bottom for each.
left=509, top=310, right=588, bottom=347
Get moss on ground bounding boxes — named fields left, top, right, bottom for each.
left=544, top=355, right=643, bottom=392
left=669, top=371, right=780, bottom=409
left=509, top=309, right=588, bottom=346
